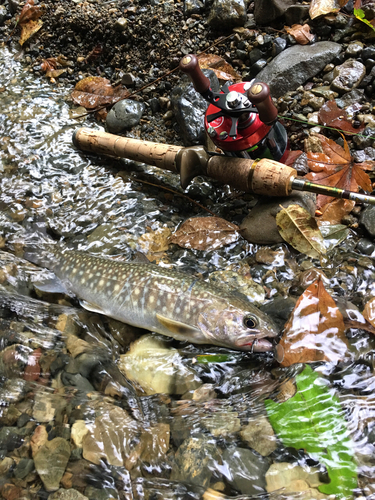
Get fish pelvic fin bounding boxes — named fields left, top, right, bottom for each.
left=80, top=299, right=106, bottom=315
left=156, top=313, right=202, bottom=339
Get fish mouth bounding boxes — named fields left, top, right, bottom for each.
left=238, top=337, right=284, bottom=359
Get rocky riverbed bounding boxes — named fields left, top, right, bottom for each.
left=2, top=1, right=375, bottom=500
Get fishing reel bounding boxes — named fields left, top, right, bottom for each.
left=179, top=54, right=289, bottom=162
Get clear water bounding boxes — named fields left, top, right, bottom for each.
left=1, top=46, right=375, bottom=500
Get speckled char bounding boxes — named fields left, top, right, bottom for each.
left=51, top=250, right=278, bottom=351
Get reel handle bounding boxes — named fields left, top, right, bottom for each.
left=179, top=54, right=211, bottom=94
left=247, top=82, right=278, bottom=125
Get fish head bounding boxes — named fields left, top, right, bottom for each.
left=197, top=298, right=279, bottom=353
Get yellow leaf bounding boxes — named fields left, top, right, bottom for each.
left=19, top=18, right=43, bottom=46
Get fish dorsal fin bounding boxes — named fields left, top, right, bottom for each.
left=80, top=299, right=106, bottom=315
left=156, top=313, right=201, bottom=338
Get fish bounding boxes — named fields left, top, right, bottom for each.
left=37, top=249, right=279, bottom=353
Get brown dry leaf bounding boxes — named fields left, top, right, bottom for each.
left=284, top=150, right=303, bottom=166
left=318, top=198, right=355, bottom=224
left=279, top=277, right=350, bottom=367
left=309, top=0, right=350, bottom=19
left=305, top=133, right=373, bottom=209
left=19, top=18, right=42, bottom=45
left=17, top=0, right=42, bottom=25
left=170, top=216, right=240, bottom=251
left=71, top=76, right=129, bottom=110
left=285, top=24, right=314, bottom=44
left=318, top=100, right=365, bottom=134
left=197, top=54, right=241, bottom=82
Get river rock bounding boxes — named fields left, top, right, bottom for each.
left=118, top=334, right=201, bottom=395
left=254, top=0, right=293, bottom=24
left=240, top=191, right=316, bottom=245
left=184, top=0, right=204, bottom=16
left=13, top=458, right=34, bottom=479
left=33, top=391, right=67, bottom=423
left=71, top=420, right=90, bottom=449
left=360, top=206, right=375, bottom=237
left=208, top=0, right=247, bottom=28
left=82, top=404, right=138, bottom=467
left=240, top=416, right=277, bottom=456
left=222, top=446, right=270, bottom=495
left=33, top=437, right=71, bottom=491
left=255, top=42, right=342, bottom=98
left=170, top=434, right=221, bottom=487
left=170, top=70, right=219, bottom=146
left=331, top=59, right=366, bottom=94
left=48, top=489, right=89, bottom=500
left=265, top=462, right=327, bottom=497
left=106, top=99, right=145, bottom=133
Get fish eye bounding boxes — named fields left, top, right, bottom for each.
left=243, top=314, right=258, bottom=329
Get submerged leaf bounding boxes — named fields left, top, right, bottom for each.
left=71, top=76, right=129, bottom=110
left=318, top=198, right=355, bottom=225
left=278, top=277, right=350, bottom=366
left=319, top=223, right=350, bottom=252
left=285, top=24, right=314, bottom=44
left=170, top=217, right=240, bottom=251
left=276, top=204, right=326, bottom=258
left=265, top=365, right=358, bottom=499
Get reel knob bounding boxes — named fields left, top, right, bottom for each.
left=247, top=82, right=278, bottom=125
left=179, top=54, right=211, bottom=94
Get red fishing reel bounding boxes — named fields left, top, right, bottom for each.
left=179, top=54, right=289, bottom=162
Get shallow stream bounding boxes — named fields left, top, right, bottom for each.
left=1, top=46, right=375, bottom=500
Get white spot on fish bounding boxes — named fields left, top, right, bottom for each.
left=114, top=284, right=120, bottom=292
left=134, top=288, right=140, bottom=295
left=99, top=279, right=105, bottom=287
left=149, top=296, right=155, bottom=304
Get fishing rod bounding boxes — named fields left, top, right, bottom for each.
left=72, top=54, right=375, bottom=206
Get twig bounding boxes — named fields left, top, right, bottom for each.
left=129, top=175, right=217, bottom=216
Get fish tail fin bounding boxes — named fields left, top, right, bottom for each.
left=6, top=223, right=61, bottom=270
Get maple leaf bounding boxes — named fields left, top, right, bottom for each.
left=197, top=54, right=241, bottom=82
left=305, top=133, right=373, bottom=209
left=71, top=76, right=129, bottom=110
left=17, top=0, right=42, bottom=25
left=318, top=100, right=365, bottom=134
left=278, top=276, right=350, bottom=367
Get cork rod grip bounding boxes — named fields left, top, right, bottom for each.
left=73, top=128, right=182, bottom=172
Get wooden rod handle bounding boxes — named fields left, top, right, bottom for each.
left=73, top=128, right=183, bottom=172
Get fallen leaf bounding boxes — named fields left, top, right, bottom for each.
left=285, top=24, right=314, bottom=44
left=197, top=54, right=241, bottom=82
left=284, top=150, right=303, bottom=167
left=265, top=365, right=358, bottom=498
left=354, top=3, right=375, bottom=31
left=17, top=0, right=42, bottom=25
left=19, top=18, right=42, bottom=45
left=138, top=227, right=171, bottom=257
left=305, top=133, right=373, bottom=209
left=170, top=216, right=240, bottom=251
left=309, top=0, right=350, bottom=19
left=71, top=76, right=129, bottom=110
left=319, top=223, right=350, bottom=252
left=278, top=277, right=350, bottom=366
left=276, top=204, right=326, bottom=258
left=318, top=100, right=365, bottom=134
left=318, top=198, right=355, bottom=224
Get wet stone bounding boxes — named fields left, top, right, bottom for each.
left=106, top=99, right=145, bottom=133
left=184, top=0, right=204, bottom=16
left=170, top=434, right=221, bottom=487
left=0, top=426, right=29, bottom=452
left=13, top=458, right=34, bottom=479
left=360, top=206, right=375, bottom=237
left=222, top=446, right=270, bottom=495
left=331, top=59, right=366, bottom=94
left=208, top=0, right=247, bottom=29
left=356, top=238, right=375, bottom=256
left=33, top=437, right=71, bottom=491
left=345, top=41, right=363, bottom=58
left=33, top=392, right=67, bottom=423
left=254, top=0, right=293, bottom=25
left=48, top=488, right=89, bottom=500
left=84, top=486, right=118, bottom=500
left=240, top=415, right=277, bottom=456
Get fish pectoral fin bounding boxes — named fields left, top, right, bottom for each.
left=156, top=313, right=201, bottom=338
left=79, top=299, right=106, bottom=315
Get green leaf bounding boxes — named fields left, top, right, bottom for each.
left=320, top=223, right=350, bottom=252
left=265, top=365, right=357, bottom=499
left=354, top=8, right=375, bottom=31
left=195, top=353, right=234, bottom=363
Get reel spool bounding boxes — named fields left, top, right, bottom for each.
left=179, top=54, right=289, bottom=162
